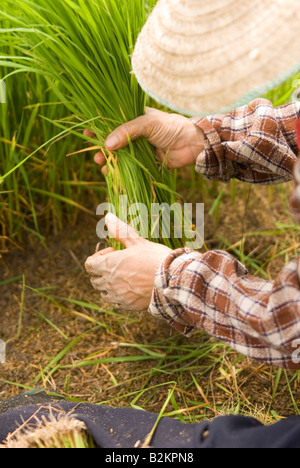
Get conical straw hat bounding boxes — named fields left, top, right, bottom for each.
left=132, top=0, right=300, bottom=115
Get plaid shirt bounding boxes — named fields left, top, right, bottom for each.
left=149, top=99, right=300, bottom=369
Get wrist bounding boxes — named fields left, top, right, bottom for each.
left=189, top=118, right=205, bottom=164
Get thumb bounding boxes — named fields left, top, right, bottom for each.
left=145, top=106, right=164, bottom=116
left=104, top=114, right=152, bottom=151
left=105, top=212, right=141, bottom=248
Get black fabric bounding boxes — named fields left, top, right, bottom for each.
left=1, top=401, right=300, bottom=448
left=0, top=389, right=65, bottom=415
left=200, top=415, right=300, bottom=448
left=0, top=402, right=200, bottom=448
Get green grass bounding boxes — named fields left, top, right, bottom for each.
left=0, top=34, right=101, bottom=250
left=0, top=0, right=186, bottom=250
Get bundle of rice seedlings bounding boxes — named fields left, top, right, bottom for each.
left=0, top=0, right=189, bottom=249
left=0, top=411, right=95, bottom=448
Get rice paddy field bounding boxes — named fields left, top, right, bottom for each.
left=0, top=0, right=300, bottom=436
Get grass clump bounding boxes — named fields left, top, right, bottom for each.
left=0, top=0, right=187, bottom=249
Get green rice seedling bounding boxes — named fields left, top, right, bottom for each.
left=0, top=0, right=188, bottom=249
left=0, top=9, right=103, bottom=248
left=0, top=27, right=38, bottom=243
left=264, top=72, right=300, bottom=106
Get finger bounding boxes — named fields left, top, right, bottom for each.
left=101, top=166, right=108, bottom=176
left=90, top=276, right=107, bottom=291
left=83, top=129, right=96, bottom=138
left=97, top=247, right=116, bottom=256
left=94, top=151, right=106, bottom=166
left=94, top=151, right=109, bottom=175
left=85, top=247, right=116, bottom=275
left=104, top=115, right=152, bottom=151
left=85, top=248, right=120, bottom=276
left=100, top=291, right=118, bottom=305
left=145, top=106, right=161, bottom=115
left=156, top=148, right=166, bottom=164
left=105, top=212, right=141, bottom=248
left=85, top=253, right=107, bottom=276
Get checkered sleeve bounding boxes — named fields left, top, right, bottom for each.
left=149, top=248, right=300, bottom=368
left=193, top=98, right=300, bottom=184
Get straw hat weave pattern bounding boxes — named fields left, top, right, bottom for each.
left=132, top=0, right=300, bottom=115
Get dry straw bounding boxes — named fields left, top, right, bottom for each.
left=0, top=409, right=94, bottom=449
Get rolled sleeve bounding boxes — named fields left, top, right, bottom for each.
left=193, top=99, right=300, bottom=184
left=149, top=248, right=300, bottom=369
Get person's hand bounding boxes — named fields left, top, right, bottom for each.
left=85, top=213, right=172, bottom=311
left=84, top=107, right=204, bottom=173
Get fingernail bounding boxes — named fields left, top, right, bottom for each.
left=105, top=134, right=119, bottom=149
left=105, top=212, right=118, bottom=224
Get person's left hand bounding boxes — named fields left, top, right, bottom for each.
left=85, top=213, right=172, bottom=311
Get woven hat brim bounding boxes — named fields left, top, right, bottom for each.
left=132, top=0, right=300, bottom=115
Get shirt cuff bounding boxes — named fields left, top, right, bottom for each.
left=148, top=248, right=202, bottom=337
left=191, top=117, right=235, bottom=182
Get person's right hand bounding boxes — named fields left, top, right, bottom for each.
left=84, top=107, right=204, bottom=174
